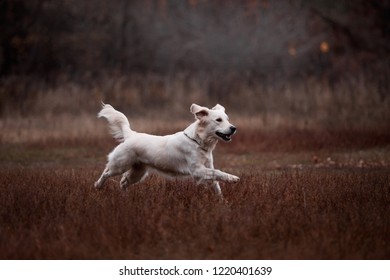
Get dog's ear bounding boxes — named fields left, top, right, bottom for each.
left=190, top=104, right=209, bottom=120
left=212, top=104, right=225, bottom=112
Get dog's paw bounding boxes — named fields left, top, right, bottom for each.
left=120, top=177, right=129, bottom=189
left=227, top=175, right=240, bottom=183
left=94, top=181, right=102, bottom=189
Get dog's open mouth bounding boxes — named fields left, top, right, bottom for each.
left=216, top=131, right=233, bottom=141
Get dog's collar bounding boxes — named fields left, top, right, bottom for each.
left=183, top=132, right=208, bottom=152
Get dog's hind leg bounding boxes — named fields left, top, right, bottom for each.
left=120, top=164, right=148, bottom=189
left=95, top=166, right=122, bottom=189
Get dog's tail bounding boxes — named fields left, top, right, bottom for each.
left=98, top=102, right=133, bottom=142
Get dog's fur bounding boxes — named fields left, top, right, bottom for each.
left=94, top=103, right=239, bottom=197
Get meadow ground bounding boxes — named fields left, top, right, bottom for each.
left=0, top=117, right=389, bottom=259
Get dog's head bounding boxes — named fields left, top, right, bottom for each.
left=190, top=103, right=236, bottom=142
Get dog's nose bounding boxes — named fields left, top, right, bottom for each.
left=230, top=126, right=237, bottom=133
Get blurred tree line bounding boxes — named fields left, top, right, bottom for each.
left=0, top=0, right=388, bottom=82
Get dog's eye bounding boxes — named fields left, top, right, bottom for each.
left=216, top=118, right=222, bottom=122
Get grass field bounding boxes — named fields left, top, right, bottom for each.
left=0, top=118, right=389, bottom=259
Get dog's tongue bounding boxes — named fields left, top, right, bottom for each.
left=216, top=131, right=232, bottom=141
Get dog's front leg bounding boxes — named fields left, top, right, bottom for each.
left=205, top=157, right=223, bottom=196
left=211, top=181, right=222, bottom=196
left=192, top=166, right=240, bottom=184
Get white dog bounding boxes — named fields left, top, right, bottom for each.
left=94, top=103, right=239, bottom=197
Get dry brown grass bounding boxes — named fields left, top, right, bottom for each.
left=0, top=166, right=388, bottom=260
left=0, top=126, right=389, bottom=260
left=1, top=37, right=389, bottom=260
left=2, top=74, right=389, bottom=130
